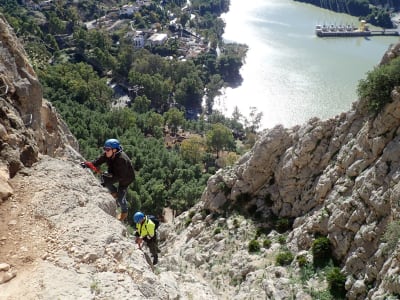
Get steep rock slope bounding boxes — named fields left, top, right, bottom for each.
left=0, top=14, right=78, bottom=202
left=2, top=8, right=400, bottom=299
left=198, top=43, right=400, bottom=299
left=2, top=157, right=218, bottom=299
left=0, top=13, right=217, bottom=300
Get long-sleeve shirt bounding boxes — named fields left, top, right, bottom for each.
left=92, top=151, right=135, bottom=187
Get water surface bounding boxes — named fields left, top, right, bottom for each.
left=216, top=0, right=400, bottom=129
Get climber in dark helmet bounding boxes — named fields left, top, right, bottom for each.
left=81, top=139, right=135, bottom=222
left=134, top=211, right=159, bottom=265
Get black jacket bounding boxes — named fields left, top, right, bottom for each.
left=92, top=151, right=135, bottom=187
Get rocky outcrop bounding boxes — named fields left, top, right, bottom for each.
left=2, top=7, right=400, bottom=299
left=0, top=13, right=223, bottom=299
left=200, top=43, right=400, bottom=299
left=0, top=14, right=79, bottom=204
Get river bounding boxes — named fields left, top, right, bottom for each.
left=215, top=0, right=400, bottom=129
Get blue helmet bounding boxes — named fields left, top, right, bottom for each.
left=104, top=138, right=121, bottom=150
left=134, top=211, right=145, bottom=223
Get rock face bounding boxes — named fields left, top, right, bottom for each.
left=200, top=43, right=400, bottom=299
left=2, top=9, right=400, bottom=299
left=0, top=14, right=79, bottom=204
left=0, top=13, right=219, bottom=300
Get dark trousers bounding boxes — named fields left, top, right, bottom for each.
left=145, top=235, right=158, bottom=261
left=102, top=175, right=128, bottom=213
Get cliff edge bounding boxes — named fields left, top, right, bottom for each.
left=2, top=9, right=400, bottom=299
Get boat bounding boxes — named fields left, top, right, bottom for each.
left=315, top=20, right=399, bottom=37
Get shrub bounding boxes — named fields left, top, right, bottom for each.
left=263, top=239, right=272, bottom=249
left=185, top=218, right=192, bottom=227
left=248, top=239, right=260, bottom=253
left=277, top=235, right=287, bottom=244
left=299, top=261, right=315, bottom=284
left=213, top=227, right=221, bottom=235
left=296, top=254, right=308, bottom=267
left=312, top=236, right=332, bottom=267
left=357, top=56, right=400, bottom=114
left=382, top=220, right=400, bottom=255
left=326, top=267, right=346, bottom=299
left=275, top=218, right=290, bottom=233
left=255, top=227, right=264, bottom=238
left=276, top=251, right=294, bottom=266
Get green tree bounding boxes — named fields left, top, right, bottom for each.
left=180, top=136, right=206, bottom=164
left=39, top=62, right=112, bottom=111
left=217, top=53, right=243, bottom=83
left=144, top=111, right=164, bottom=138
left=47, top=12, right=66, bottom=34
left=133, top=95, right=151, bottom=114
left=129, top=71, right=171, bottom=109
left=115, top=42, right=134, bottom=78
left=174, top=73, right=204, bottom=110
left=206, top=123, right=235, bottom=158
left=164, top=108, right=185, bottom=135
left=247, top=106, right=263, bottom=133
left=205, top=74, right=224, bottom=114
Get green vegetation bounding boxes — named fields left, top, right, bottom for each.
left=213, top=227, right=222, bottom=235
left=90, top=278, right=101, bottom=295
left=248, top=239, right=260, bottom=253
left=358, top=56, right=400, bottom=114
left=0, top=0, right=265, bottom=217
left=263, top=239, right=272, bottom=249
left=293, top=0, right=396, bottom=28
left=277, top=235, right=287, bottom=244
left=206, top=123, right=235, bottom=158
left=382, top=220, right=400, bottom=255
left=185, top=217, right=192, bottom=227
left=296, top=254, right=308, bottom=267
left=326, top=267, right=346, bottom=299
left=309, top=289, right=333, bottom=300
left=275, top=218, right=290, bottom=233
left=299, top=260, right=315, bottom=283
left=312, top=236, right=332, bottom=267
left=275, top=250, right=294, bottom=266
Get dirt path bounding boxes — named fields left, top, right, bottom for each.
left=0, top=171, right=50, bottom=294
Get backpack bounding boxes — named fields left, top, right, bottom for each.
left=147, top=215, right=160, bottom=229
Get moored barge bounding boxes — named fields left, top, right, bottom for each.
left=315, top=20, right=399, bottom=37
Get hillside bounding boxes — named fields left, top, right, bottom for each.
left=2, top=9, right=400, bottom=300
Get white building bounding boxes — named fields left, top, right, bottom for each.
left=147, top=33, right=168, bottom=47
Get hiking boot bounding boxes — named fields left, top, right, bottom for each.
left=153, top=256, right=158, bottom=265
left=118, top=212, right=128, bottom=222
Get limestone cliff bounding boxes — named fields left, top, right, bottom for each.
left=199, top=43, right=400, bottom=299
left=0, top=14, right=79, bottom=202
left=2, top=8, right=400, bottom=299
left=0, top=13, right=217, bottom=299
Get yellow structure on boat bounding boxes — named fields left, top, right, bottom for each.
left=359, top=20, right=368, bottom=32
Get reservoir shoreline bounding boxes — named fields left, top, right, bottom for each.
left=216, top=0, right=400, bottom=130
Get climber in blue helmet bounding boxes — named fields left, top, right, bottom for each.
left=133, top=211, right=159, bottom=265
left=81, top=138, right=135, bottom=222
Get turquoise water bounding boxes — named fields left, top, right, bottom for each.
left=216, top=0, right=400, bottom=129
